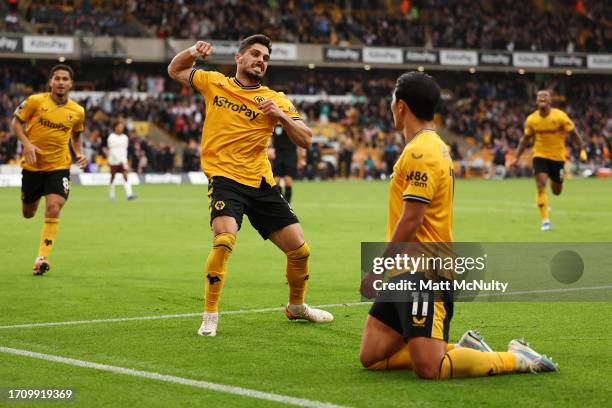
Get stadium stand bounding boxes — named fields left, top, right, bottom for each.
left=6, top=0, right=610, bottom=51
left=1, top=62, right=609, bottom=179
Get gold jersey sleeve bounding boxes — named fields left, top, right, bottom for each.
left=525, top=108, right=574, bottom=162
left=189, top=69, right=302, bottom=188
left=14, top=93, right=85, bottom=172
left=387, top=131, right=454, bottom=243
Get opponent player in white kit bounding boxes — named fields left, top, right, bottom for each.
left=107, top=121, right=136, bottom=201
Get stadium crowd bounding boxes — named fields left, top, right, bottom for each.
left=1, top=65, right=610, bottom=178
left=14, top=0, right=611, bottom=52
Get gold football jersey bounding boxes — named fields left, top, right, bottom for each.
left=14, top=93, right=85, bottom=172
left=387, top=130, right=454, bottom=243
left=525, top=108, right=575, bottom=162
left=190, top=69, right=302, bottom=188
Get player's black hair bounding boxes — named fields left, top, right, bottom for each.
left=238, top=34, right=272, bottom=55
left=394, top=72, right=440, bottom=121
left=49, top=64, right=74, bottom=80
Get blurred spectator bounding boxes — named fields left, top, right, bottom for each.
left=10, top=0, right=606, bottom=52
left=1, top=65, right=609, bottom=179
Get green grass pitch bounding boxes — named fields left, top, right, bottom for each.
left=1, top=178, right=611, bottom=407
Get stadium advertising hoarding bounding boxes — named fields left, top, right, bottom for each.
left=363, top=47, right=403, bottom=64
left=323, top=47, right=362, bottom=62
left=23, top=36, right=74, bottom=54
left=0, top=174, right=20, bottom=187
left=0, top=35, right=22, bottom=53
left=479, top=52, right=512, bottom=66
left=439, top=50, right=478, bottom=66
left=210, top=42, right=239, bottom=57
left=550, top=54, right=585, bottom=68
left=272, top=43, right=298, bottom=60
left=512, top=52, right=549, bottom=68
left=586, top=54, right=612, bottom=69
left=209, top=42, right=296, bottom=60
left=404, top=50, right=438, bottom=65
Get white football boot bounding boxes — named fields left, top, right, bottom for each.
left=508, top=338, right=559, bottom=373
left=197, top=312, right=219, bottom=337
left=456, top=330, right=494, bottom=352
left=32, top=256, right=51, bottom=276
left=284, top=303, right=334, bottom=323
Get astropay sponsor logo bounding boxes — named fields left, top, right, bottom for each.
left=512, top=52, right=549, bottom=68
left=479, top=52, right=511, bottom=66
left=144, top=174, right=183, bottom=184
left=551, top=55, right=584, bottom=68
left=23, top=36, right=74, bottom=54
left=187, top=172, right=208, bottom=184
left=272, top=43, right=297, bottom=60
left=0, top=36, right=21, bottom=52
left=587, top=54, right=612, bottom=69
left=323, top=47, right=362, bottom=62
left=404, top=50, right=438, bottom=64
left=211, top=43, right=239, bottom=56
left=439, top=50, right=478, bottom=66
left=363, top=47, right=403, bottom=64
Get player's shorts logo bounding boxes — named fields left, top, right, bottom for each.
left=62, top=177, right=71, bottom=194
left=412, top=316, right=426, bottom=326
left=254, top=96, right=266, bottom=105
left=214, top=200, right=225, bottom=211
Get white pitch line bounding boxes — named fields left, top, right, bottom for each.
left=0, top=302, right=370, bottom=330
left=0, top=346, right=350, bottom=408
left=2, top=284, right=610, bottom=331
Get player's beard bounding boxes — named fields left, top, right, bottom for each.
left=243, top=65, right=265, bottom=82
left=53, top=86, right=69, bottom=98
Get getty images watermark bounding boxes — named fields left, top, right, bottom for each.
left=360, top=243, right=612, bottom=302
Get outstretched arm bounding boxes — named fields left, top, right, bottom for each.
left=167, top=41, right=213, bottom=87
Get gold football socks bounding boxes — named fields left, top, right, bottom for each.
left=38, top=217, right=59, bottom=258
left=536, top=189, right=549, bottom=221
left=285, top=242, right=310, bottom=305
left=203, top=232, right=236, bottom=313
left=438, top=348, right=517, bottom=379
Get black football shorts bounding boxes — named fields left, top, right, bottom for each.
left=207, top=176, right=299, bottom=239
left=533, top=157, right=565, bottom=183
left=21, top=169, right=71, bottom=204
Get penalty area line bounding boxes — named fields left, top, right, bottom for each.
left=0, top=302, right=371, bottom=330
left=0, top=346, right=350, bottom=408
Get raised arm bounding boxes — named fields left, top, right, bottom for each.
left=167, top=41, right=213, bottom=87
